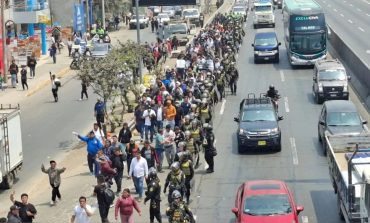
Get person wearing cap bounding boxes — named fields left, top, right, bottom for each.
left=9, top=192, right=37, bottom=222
left=41, top=160, right=66, bottom=206
left=74, top=131, right=103, bottom=176
left=7, top=205, right=21, bottom=223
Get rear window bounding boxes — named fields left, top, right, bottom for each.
left=250, top=184, right=281, bottom=190
left=244, top=194, right=292, bottom=216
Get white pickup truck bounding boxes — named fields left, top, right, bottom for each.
left=252, top=0, right=275, bottom=28
left=0, top=104, right=23, bottom=189
left=182, top=8, right=201, bottom=27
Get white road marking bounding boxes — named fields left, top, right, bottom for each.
left=366, top=50, right=370, bottom=54
left=348, top=19, right=353, bottom=23
left=349, top=3, right=353, bottom=6
left=219, top=99, right=226, bottom=115
left=357, top=8, right=362, bottom=11
left=284, top=97, right=290, bottom=113
left=327, top=4, right=331, bottom=7
left=280, top=70, right=285, bottom=82
left=358, top=27, right=365, bottom=32
left=367, top=13, right=370, bottom=17
left=340, top=13, right=344, bottom=17
left=333, top=8, right=338, bottom=12
left=290, top=137, right=299, bottom=165
left=302, top=216, right=309, bottom=223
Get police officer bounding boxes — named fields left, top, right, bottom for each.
left=144, top=167, right=162, bottom=223
left=179, top=148, right=194, bottom=204
left=203, top=124, right=215, bottom=173
left=164, top=162, right=186, bottom=204
left=166, top=190, right=196, bottom=223
left=199, top=100, right=212, bottom=125
left=229, top=66, right=239, bottom=95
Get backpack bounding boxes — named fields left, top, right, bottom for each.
left=54, top=78, right=61, bottom=87
left=103, top=186, right=115, bottom=205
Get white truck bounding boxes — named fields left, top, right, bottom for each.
left=252, top=0, right=275, bottom=28
left=0, top=104, right=23, bottom=189
left=325, top=134, right=370, bottom=222
left=182, top=8, right=201, bottom=27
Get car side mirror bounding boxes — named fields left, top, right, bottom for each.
left=319, top=120, right=325, bottom=125
left=278, top=116, right=284, bottom=121
left=363, top=120, right=368, bottom=125
left=296, top=205, right=304, bottom=214
left=347, top=76, right=351, bottom=80
left=231, top=207, right=239, bottom=215
left=234, top=117, right=240, bottom=122
left=278, top=42, right=281, bottom=46
left=251, top=43, right=254, bottom=47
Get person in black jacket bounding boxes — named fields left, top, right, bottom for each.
left=118, top=122, right=132, bottom=146
left=144, top=168, right=162, bottom=223
left=110, top=148, right=126, bottom=195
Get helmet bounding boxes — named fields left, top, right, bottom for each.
left=178, top=141, right=186, bottom=148
left=185, top=130, right=191, bottom=137
left=191, top=119, right=198, bottom=126
left=191, top=104, right=197, bottom=109
left=171, top=162, right=180, bottom=172
left=207, top=124, right=213, bottom=131
left=203, top=123, right=209, bottom=129
left=172, top=190, right=182, bottom=199
left=269, top=85, right=275, bottom=90
left=184, top=115, right=190, bottom=121
left=148, top=167, right=157, bottom=179
left=201, top=93, right=209, bottom=99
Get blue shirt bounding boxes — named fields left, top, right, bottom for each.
left=78, top=135, right=103, bottom=155
left=94, top=102, right=105, bottom=115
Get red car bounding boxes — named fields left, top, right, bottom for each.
left=231, top=180, right=304, bottom=223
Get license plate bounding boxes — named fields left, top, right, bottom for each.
left=258, top=141, right=267, bottom=146
left=264, top=57, right=269, bottom=60
left=330, top=94, right=336, bottom=97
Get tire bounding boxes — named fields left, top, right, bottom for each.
left=2, top=173, right=14, bottom=189
left=275, top=54, right=280, bottom=63
left=322, top=137, right=327, bottom=156
left=316, top=94, right=323, bottom=104
left=254, top=57, right=258, bottom=64
left=318, top=128, right=322, bottom=143
left=275, top=144, right=282, bottom=152
left=253, top=24, right=257, bottom=29
left=237, top=142, right=243, bottom=154
left=272, top=23, right=275, bottom=28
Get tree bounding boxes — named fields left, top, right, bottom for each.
left=77, top=41, right=151, bottom=132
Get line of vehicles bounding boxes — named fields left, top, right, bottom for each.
left=232, top=0, right=370, bottom=221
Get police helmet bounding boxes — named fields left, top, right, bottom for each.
left=172, top=190, right=182, bottom=199
left=185, top=130, right=191, bottom=137
left=269, top=85, right=275, bottom=90
left=148, top=167, right=157, bottom=179
left=171, top=162, right=180, bottom=172
left=184, top=115, right=190, bottom=121
left=178, top=141, right=186, bottom=148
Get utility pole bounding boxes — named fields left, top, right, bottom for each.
left=135, top=0, right=142, bottom=83
left=102, top=0, right=106, bottom=29
left=1, top=0, right=7, bottom=82
left=86, top=0, right=90, bottom=30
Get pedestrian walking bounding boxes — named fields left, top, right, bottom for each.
left=20, top=66, right=28, bottom=90
left=94, top=99, right=106, bottom=129
left=129, top=152, right=149, bottom=202
left=80, top=79, right=88, bottom=100
left=126, top=140, right=140, bottom=175
left=67, top=37, right=73, bottom=57
left=27, top=55, right=37, bottom=78
left=49, top=43, right=57, bottom=64
left=110, top=147, right=126, bottom=195
left=154, top=128, right=165, bottom=172
left=73, top=131, right=103, bottom=176
left=144, top=168, right=162, bottom=223
left=151, top=18, right=155, bottom=33
left=142, top=105, right=156, bottom=142
left=118, top=122, right=132, bottom=148
left=8, top=60, right=18, bottom=88
left=9, top=192, right=37, bottom=223
left=93, top=175, right=111, bottom=223
left=50, top=73, right=61, bottom=102
left=93, top=123, right=105, bottom=144
left=163, top=124, right=176, bottom=167
left=164, top=100, right=176, bottom=129
left=154, top=18, right=159, bottom=33
left=141, top=140, right=159, bottom=169
left=41, top=160, right=66, bottom=206
left=115, top=188, right=141, bottom=223
left=70, top=196, right=94, bottom=223
left=7, top=205, right=22, bottom=223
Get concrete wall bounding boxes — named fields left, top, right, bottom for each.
left=328, top=26, right=370, bottom=109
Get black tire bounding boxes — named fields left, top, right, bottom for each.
left=253, top=24, right=257, bottom=29
left=318, top=128, right=322, bottom=143
left=322, top=137, right=327, bottom=156
left=316, top=94, right=323, bottom=104
left=275, top=54, right=280, bottom=63
left=3, top=173, right=14, bottom=189
left=238, top=143, right=243, bottom=154
left=275, top=144, right=282, bottom=152
left=272, top=23, right=275, bottom=28
left=254, top=57, right=258, bottom=64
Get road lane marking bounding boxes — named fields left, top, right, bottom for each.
left=333, top=8, right=338, bottom=12
left=290, top=137, right=299, bottom=165
left=284, top=97, right=290, bottom=113
left=357, top=8, right=362, bottom=11
left=280, top=70, right=285, bottom=82
left=340, top=13, right=344, bottom=17
left=366, top=50, right=370, bottom=54
left=219, top=99, right=226, bottom=115
left=358, top=27, right=365, bottom=32
left=327, top=4, right=331, bottom=7
left=349, top=3, right=353, bottom=6
left=367, top=13, right=370, bottom=17
left=348, top=19, right=353, bottom=23
left=302, top=216, right=309, bottom=223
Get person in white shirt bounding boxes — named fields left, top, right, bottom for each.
left=163, top=124, right=176, bottom=167
left=176, top=55, right=186, bottom=80
left=142, top=105, right=156, bottom=142
left=129, top=153, right=148, bottom=201
left=70, top=196, right=93, bottom=223
left=92, top=123, right=105, bottom=144
left=156, top=101, right=164, bottom=131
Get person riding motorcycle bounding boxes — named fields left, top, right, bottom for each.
left=266, top=85, right=280, bottom=111
left=144, top=167, right=162, bottom=223
left=164, top=162, right=186, bottom=204
left=166, top=190, right=196, bottom=223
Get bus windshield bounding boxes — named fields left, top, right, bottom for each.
left=255, top=5, right=272, bottom=12
left=290, top=33, right=325, bottom=54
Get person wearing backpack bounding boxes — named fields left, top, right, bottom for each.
left=93, top=175, right=114, bottom=223
left=115, top=188, right=141, bottom=223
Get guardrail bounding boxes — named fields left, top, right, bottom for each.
left=328, top=26, right=370, bottom=109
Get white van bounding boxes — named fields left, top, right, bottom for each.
left=252, top=1, right=275, bottom=28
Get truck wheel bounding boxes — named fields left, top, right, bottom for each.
left=322, top=138, right=327, bottom=156
left=275, top=144, right=282, bottom=152
left=316, top=94, right=323, bottom=104
left=337, top=194, right=344, bottom=220
left=3, top=173, right=15, bottom=189
left=318, top=129, right=322, bottom=143
left=253, top=24, right=257, bottom=29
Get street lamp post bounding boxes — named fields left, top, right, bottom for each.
left=135, top=0, right=142, bottom=83
left=1, top=0, right=7, bottom=81
left=102, top=0, right=106, bottom=29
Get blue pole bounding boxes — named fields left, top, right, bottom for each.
left=27, top=0, right=35, bottom=36
left=40, top=0, right=47, bottom=55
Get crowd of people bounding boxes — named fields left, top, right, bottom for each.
left=2, top=10, right=245, bottom=223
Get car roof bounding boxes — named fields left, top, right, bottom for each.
left=242, top=97, right=274, bottom=110
left=243, top=180, right=289, bottom=196
left=255, top=32, right=277, bottom=38
left=324, top=100, right=357, bottom=113
left=315, top=59, right=345, bottom=71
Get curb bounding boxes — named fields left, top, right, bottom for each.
left=25, top=67, right=71, bottom=97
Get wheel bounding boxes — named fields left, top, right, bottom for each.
left=275, top=54, right=280, bottom=63
left=275, top=144, right=282, bottom=152
left=272, top=23, right=275, bottom=28
left=316, top=94, right=323, bottom=104
left=337, top=194, right=344, bottom=220
left=2, top=173, right=14, bottom=189
left=254, top=56, right=258, bottom=64
left=253, top=24, right=257, bottom=29
left=322, top=137, right=327, bottom=156
left=318, top=128, right=322, bottom=143
left=237, top=142, right=243, bottom=154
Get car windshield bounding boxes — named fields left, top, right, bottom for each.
left=244, top=194, right=292, bottom=216
left=242, top=109, right=276, bottom=122
left=255, top=5, right=272, bottom=12
left=183, top=10, right=198, bottom=16
left=290, top=33, right=326, bottom=54
left=158, top=14, right=169, bottom=19
left=233, top=7, right=245, bottom=12
left=162, top=6, right=174, bottom=11
left=319, top=69, right=346, bottom=81
left=255, top=37, right=277, bottom=46
left=169, top=24, right=187, bottom=34
left=92, top=44, right=109, bottom=52
left=327, top=112, right=362, bottom=126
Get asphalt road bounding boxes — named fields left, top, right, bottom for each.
left=190, top=10, right=342, bottom=223
left=316, top=0, right=370, bottom=64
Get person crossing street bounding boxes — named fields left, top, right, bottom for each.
left=41, top=160, right=66, bottom=206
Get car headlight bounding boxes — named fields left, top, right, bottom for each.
left=270, top=128, right=279, bottom=135
left=254, top=51, right=260, bottom=55
left=343, top=85, right=348, bottom=92
left=272, top=50, right=278, bottom=54
left=239, top=129, right=245, bottom=135
left=318, top=83, right=323, bottom=92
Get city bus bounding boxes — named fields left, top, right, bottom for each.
left=283, top=0, right=328, bottom=66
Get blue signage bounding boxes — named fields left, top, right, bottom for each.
left=73, top=3, right=86, bottom=33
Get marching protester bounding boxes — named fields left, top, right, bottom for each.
left=41, top=160, right=66, bottom=206
left=9, top=192, right=37, bottom=223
